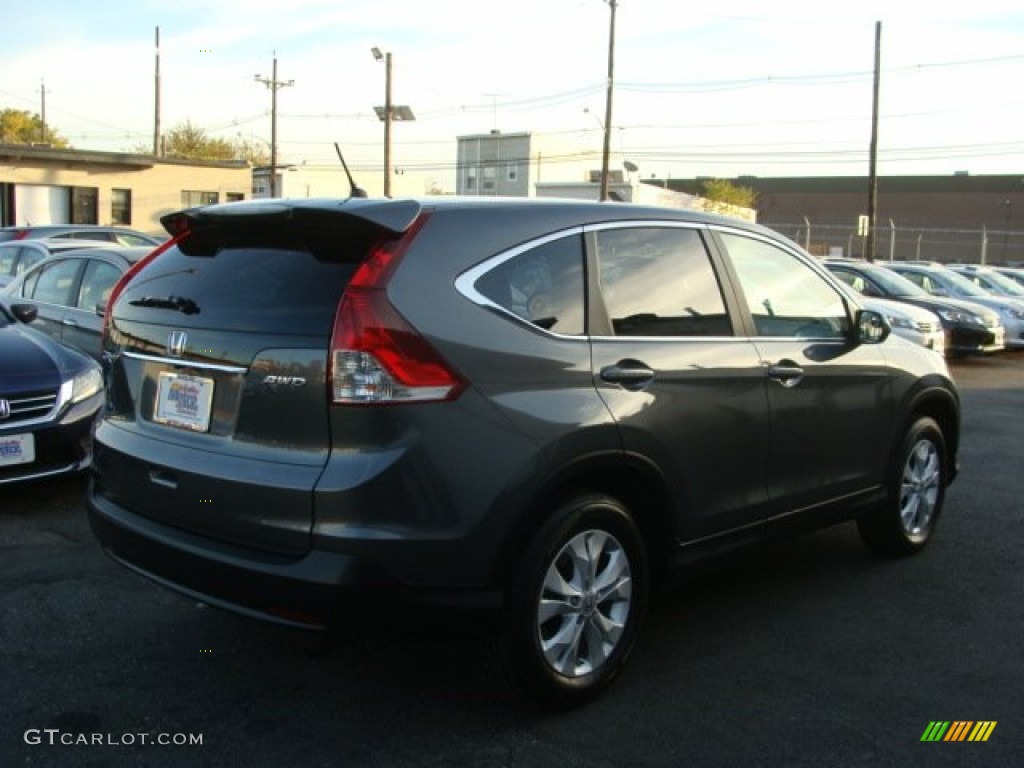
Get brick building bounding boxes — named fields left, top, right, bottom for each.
left=658, top=174, right=1024, bottom=265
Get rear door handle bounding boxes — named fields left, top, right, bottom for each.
left=600, top=360, right=655, bottom=391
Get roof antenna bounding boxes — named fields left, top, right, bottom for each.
left=334, top=142, right=368, bottom=198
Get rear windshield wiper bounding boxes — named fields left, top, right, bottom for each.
left=128, top=295, right=201, bottom=315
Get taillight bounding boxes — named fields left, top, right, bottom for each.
left=102, top=232, right=185, bottom=337
left=329, top=214, right=464, bottom=405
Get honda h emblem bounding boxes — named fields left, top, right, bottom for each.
left=166, top=331, right=187, bottom=358
left=0, top=399, right=9, bottom=420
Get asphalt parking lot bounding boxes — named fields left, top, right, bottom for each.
left=2, top=353, right=1022, bottom=767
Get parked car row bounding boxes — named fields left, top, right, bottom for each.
left=887, top=261, right=1024, bottom=350
left=1, top=225, right=159, bottom=487
left=823, top=258, right=1016, bottom=356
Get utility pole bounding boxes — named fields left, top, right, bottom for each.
left=39, top=80, right=47, bottom=143
left=254, top=55, right=294, bottom=198
left=866, top=21, right=881, bottom=262
left=154, top=26, right=161, bottom=156
left=599, top=0, right=618, bottom=202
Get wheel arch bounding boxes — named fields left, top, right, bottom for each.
left=491, top=451, right=677, bottom=591
left=903, top=384, right=960, bottom=483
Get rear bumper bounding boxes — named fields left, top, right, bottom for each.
left=87, top=480, right=501, bottom=630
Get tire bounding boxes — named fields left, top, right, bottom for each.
left=498, top=493, right=649, bottom=709
left=858, top=416, right=947, bottom=557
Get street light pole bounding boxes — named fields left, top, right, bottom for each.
left=600, top=0, right=618, bottom=202
left=254, top=55, right=294, bottom=198
left=372, top=47, right=415, bottom=198
left=384, top=51, right=393, bottom=197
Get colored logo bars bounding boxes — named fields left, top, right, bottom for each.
left=921, top=721, right=997, bottom=742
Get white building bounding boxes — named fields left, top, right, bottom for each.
left=0, top=144, right=250, bottom=235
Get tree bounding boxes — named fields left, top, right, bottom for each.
left=146, top=121, right=269, bottom=164
left=0, top=108, right=70, bottom=147
left=230, top=136, right=270, bottom=166
left=700, top=178, right=758, bottom=209
left=162, top=120, right=235, bottom=161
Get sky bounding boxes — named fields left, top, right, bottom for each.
left=4, top=0, right=1024, bottom=196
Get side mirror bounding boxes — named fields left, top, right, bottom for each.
left=11, top=303, right=38, bottom=324
left=95, top=301, right=107, bottom=318
left=855, top=309, right=890, bottom=345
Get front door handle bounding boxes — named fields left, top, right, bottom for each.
left=600, top=360, right=655, bottom=391
left=767, top=361, right=805, bottom=388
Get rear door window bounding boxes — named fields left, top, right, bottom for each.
left=594, top=226, right=731, bottom=337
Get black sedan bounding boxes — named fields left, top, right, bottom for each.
left=0, top=301, right=103, bottom=485
left=1, top=245, right=152, bottom=361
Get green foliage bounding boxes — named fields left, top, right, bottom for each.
left=700, top=178, right=758, bottom=209
left=151, top=121, right=267, bottom=165
left=230, top=136, right=270, bottom=166
left=0, top=108, right=70, bottom=147
left=163, top=120, right=235, bottom=161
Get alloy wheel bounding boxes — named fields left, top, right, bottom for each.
left=536, top=529, right=633, bottom=678
left=899, top=437, right=941, bottom=537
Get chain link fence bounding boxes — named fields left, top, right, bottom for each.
left=763, top=220, right=1024, bottom=266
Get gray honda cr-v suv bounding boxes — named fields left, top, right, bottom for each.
left=88, top=197, right=960, bottom=708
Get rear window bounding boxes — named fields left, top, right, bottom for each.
left=115, top=225, right=376, bottom=335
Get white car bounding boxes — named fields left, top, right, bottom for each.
left=860, top=296, right=945, bottom=355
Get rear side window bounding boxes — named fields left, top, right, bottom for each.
left=18, top=248, right=47, bottom=274
left=474, top=234, right=585, bottom=335
left=595, top=226, right=731, bottom=337
left=116, top=225, right=375, bottom=335
left=78, top=260, right=121, bottom=310
left=0, top=246, right=17, bottom=275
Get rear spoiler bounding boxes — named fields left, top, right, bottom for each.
left=161, top=199, right=423, bottom=239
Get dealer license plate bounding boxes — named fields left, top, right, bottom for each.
left=0, top=433, right=35, bottom=466
left=154, top=372, right=214, bottom=432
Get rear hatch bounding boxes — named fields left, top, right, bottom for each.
left=95, top=200, right=420, bottom=555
